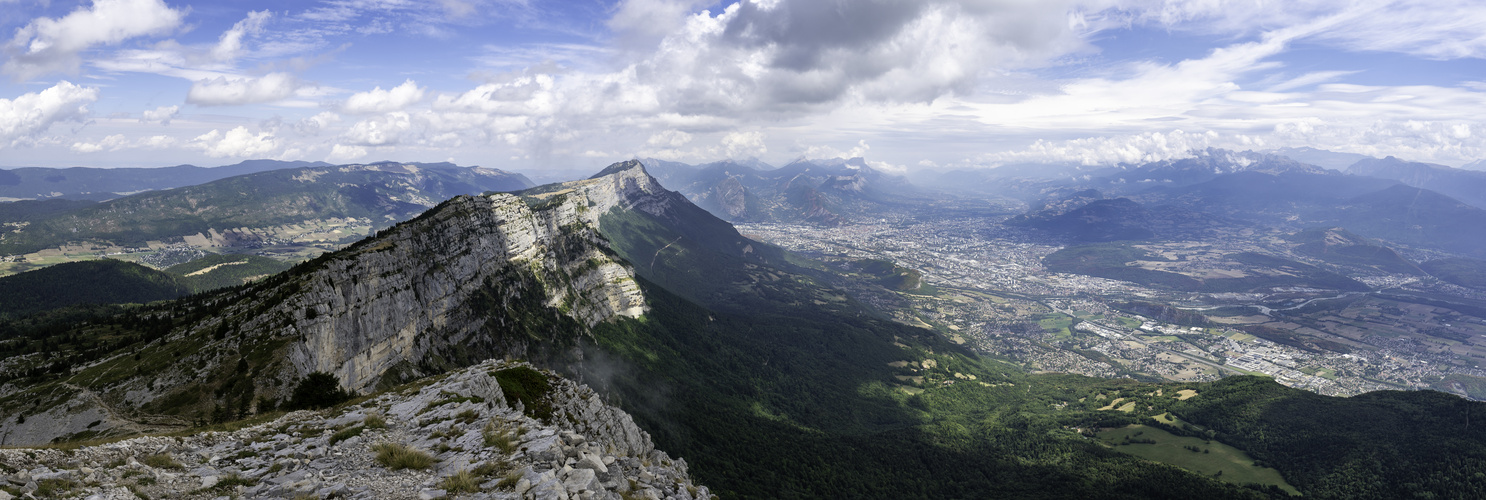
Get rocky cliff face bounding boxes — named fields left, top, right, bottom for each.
left=0, top=360, right=712, bottom=500
left=0, top=161, right=687, bottom=446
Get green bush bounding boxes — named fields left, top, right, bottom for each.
left=493, top=366, right=553, bottom=421
left=286, top=372, right=354, bottom=410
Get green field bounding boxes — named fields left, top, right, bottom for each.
left=1098, top=424, right=1299, bottom=495
left=1300, top=366, right=1338, bottom=380
left=1116, top=316, right=1142, bottom=329
left=1038, top=313, right=1074, bottom=338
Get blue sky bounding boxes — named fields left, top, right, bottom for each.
left=2, top=0, right=1485, bottom=173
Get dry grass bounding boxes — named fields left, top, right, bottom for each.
left=371, top=442, right=435, bottom=470
left=483, top=420, right=518, bottom=454
left=440, top=469, right=480, bottom=494
left=363, top=412, right=387, bottom=429
left=140, top=453, right=183, bottom=470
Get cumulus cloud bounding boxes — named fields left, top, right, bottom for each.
left=328, top=143, right=368, bottom=161
left=70, top=134, right=129, bottom=153
left=140, top=105, right=179, bottom=124
left=608, top=0, right=712, bottom=50
left=192, top=126, right=279, bottom=157
left=295, top=111, right=342, bottom=136
left=140, top=135, right=177, bottom=149
left=187, top=72, right=300, bottom=106
left=718, top=131, right=767, bottom=158
left=981, top=130, right=1224, bottom=166
left=629, top=0, right=1089, bottom=113
left=646, top=130, right=693, bottom=148
left=342, top=112, right=414, bottom=146
left=0, top=81, right=99, bottom=148
left=343, top=80, right=426, bottom=114
left=2, top=0, right=185, bottom=79
left=212, top=10, right=272, bottom=62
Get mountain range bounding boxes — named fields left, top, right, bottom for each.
left=0, top=161, right=533, bottom=274
left=0, top=160, right=332, bottom=201
left=1347, top=155, right=1486, bottom=209
left=2, top=161, right=1485, bottom=498
left=639, top=157, right=918, bottom=224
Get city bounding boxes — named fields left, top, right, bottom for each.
left=739, top=214, right=1486, bottom=399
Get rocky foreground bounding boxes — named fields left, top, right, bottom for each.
left=0, top=360, right=711, bottom=500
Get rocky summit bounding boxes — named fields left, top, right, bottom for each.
left=0, top=359, right=710, bottom=500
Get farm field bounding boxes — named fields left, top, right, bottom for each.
left=1097, top=424, right=1299, bottom=495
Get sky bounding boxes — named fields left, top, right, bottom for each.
left=2, top=0, right=1485, bottom=174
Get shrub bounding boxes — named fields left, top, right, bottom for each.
left=493, top=366, right=553, bottom=421
left=286, top=372, right=354, bottom=410
left=372, top=442, right=434, bottom=470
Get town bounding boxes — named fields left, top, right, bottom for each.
left=739, top=215, right=1486, bottom=400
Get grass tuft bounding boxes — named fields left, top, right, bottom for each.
left=363, top=412, right=387, bottom=429
left=495, top=470, right=522, bottom=489
left=329, top=425, right=365, bottom=445
left=140, top=453, right=184, bottom=470
left=440, top=469, right=481, bottom=494
left=372, top=442, right=435, bottom=470
left=483, top=420, right=518, bottom=454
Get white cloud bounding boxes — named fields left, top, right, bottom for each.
left=1123, top=0, right=1486, bottom=60
left=718, top=131, right=766, bottom=158
left=0, top=81, right=99, bottom=148
left=140, top=135, right=177, bottom=149
left=342, top=112, right=414, bottom=146
left=212, top=11, right=272, bottom=62
left=192, top=126, right=279, bottom=157
left=646, top=130, right=692, bottom=148
left=342, top=80, right=426, bottom=114
left=295, top=111, right=342, bottom=135
left=140, top=105, right=179, bottom=124
left=187, top=72, right=300, bottom=106
left=981, top=130, right=1224, bottom=166
left=608, top=0, right=711, bottom=50
left=328, top=143, right=368, bottom=161
left=70, top=134, right=129, bottom=153
left=2, top=0, right=185, bottom=79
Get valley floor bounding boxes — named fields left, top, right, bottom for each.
left=739, top=218, right=1486, bottom=400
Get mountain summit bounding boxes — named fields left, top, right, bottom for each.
left=0, top=161, right=688, bottom=444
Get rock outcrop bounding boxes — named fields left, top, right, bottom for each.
left=0, top=161, right=688, bottom=446
left=0, top=360, right=712, bottom=500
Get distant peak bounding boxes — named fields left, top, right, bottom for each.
left=589, top=159, right=647, bottom=180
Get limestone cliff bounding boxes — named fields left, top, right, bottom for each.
left=0, top=161, right=689, bottom=446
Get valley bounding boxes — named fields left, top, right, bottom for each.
left=739, top=213, right=1486, bottom=399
